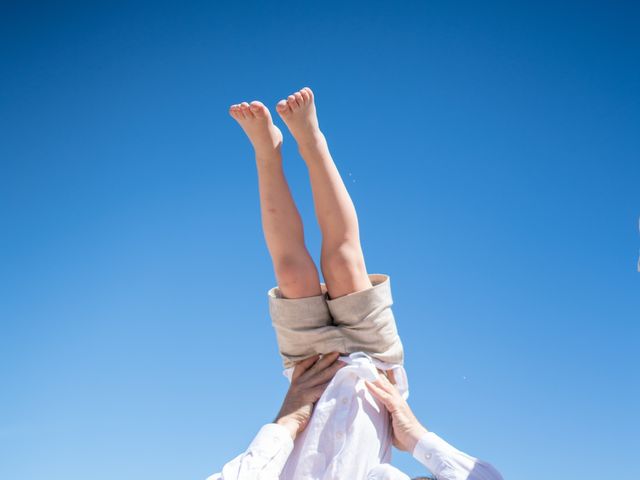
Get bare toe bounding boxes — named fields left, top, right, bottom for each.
left=276, top=100, right=290, bottom=115
left=302, top=87, right=314, bottom=101
left=294, top=91, right=303, bottom=105
left=287, top=95, right=298, bottom=109
left=229, top=104, right=241, bottom=119
left=240, top=102, right=253, bottom=118
left=249, top=101, right=271, bottom=119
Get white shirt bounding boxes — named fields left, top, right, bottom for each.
left=207, top=353, right=502, bottom=480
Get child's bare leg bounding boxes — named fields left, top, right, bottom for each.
left=276, top=88, right=372, bottom=300
left=229, top=101, right=322, bottom=299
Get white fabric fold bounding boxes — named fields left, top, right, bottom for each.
left=283, top=352, right=409, bottom=399
left=280, top=352, right=408, bottom=480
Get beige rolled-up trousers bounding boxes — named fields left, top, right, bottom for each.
left=268, top=273, right=404, bottom=369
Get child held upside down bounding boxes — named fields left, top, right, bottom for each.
left=208, top=87, right=503, bottom=480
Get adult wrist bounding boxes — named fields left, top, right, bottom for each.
left=275, top=416, right=299, bottom=440
left=406, top=424, right=429, bottom=452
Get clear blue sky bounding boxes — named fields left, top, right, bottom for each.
left=1, top=1, right=638, bottom=479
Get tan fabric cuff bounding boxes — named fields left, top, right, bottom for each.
left=267, top=273, right=404, bottom=368
left=268, top=286, right=345, bottom=369
left=327, top=273, right=404, bottom=365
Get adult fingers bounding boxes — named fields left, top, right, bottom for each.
left=377, top=368, right=395, bottom=385
left=292, top=354, right=320, bottom=381
left=309, top=380, right=333, bottom=401
left=365, top=380, right=394, bottom=410
left=387, top=368, right=397, bottom=385
left=375, top=371, right=400, bottom=395
left=306, top=358, right=345, bottom=387
left=301, top=352, right=340, bottom=380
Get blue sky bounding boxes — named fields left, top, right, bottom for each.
left=1, top=1, right=638, bottom=479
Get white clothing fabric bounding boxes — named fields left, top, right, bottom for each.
left=412, top=432, right=503, bottom=480
left=281, top=352, right=407, bottom=479
left=214, top=424, right=293, bottom=480
left=206, top=424, right=503, bottom=480
left=207, top=353, right=502, bottom=480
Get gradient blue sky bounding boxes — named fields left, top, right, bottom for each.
left=1, top=1, right=639, bottom=479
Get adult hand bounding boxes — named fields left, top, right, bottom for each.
left=275, top=352, right=345, bottom=440
left=365, top=370, right=428, bottom=452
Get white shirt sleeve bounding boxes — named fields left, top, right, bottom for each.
left=367, top=463, right=412, bottom=479
left=206, top=423, right=294, bottom=480
left=412, top=431, right=503, bottom=480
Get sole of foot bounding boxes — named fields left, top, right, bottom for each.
left=229, top=101, right=283, bottom=158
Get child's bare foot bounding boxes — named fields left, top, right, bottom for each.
left=276, top=87, right=324, bottom=150
left=229, top=101, right=283, bottom=159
